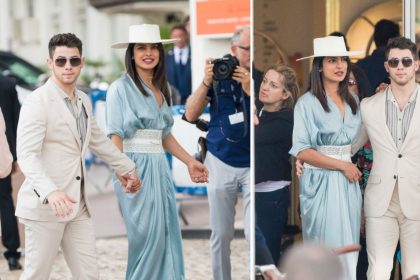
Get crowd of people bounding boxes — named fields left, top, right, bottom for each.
left=256, top=19, right=420, bottom=280
left=1, top=15, right=420, bottom=280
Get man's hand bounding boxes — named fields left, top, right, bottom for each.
left=232, top=66, right=250, bottom=95
left=47, top=190, right=77, bottom=218
left=204, top=57, right=214, bottom=86
left=187, top=160, right=209, bottom=183
left=121, top=171, right=141, bottom=193
left=375, top=82, right=389, bottom=94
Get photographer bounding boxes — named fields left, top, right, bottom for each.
left=185, top=26, right=250, bottom=280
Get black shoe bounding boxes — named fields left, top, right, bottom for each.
left=7, top=257, right=22, bottom=271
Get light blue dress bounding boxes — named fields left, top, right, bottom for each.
left=106, top=74, right=184, bottom=280
left=289, top=92, right=362, bottom=280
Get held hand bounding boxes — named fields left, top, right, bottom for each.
left=232, top=66, right=250, bottom=95
left=295, top=159, right=304, bottom=176
left=116, top=173, right=128, bottom=187
left=204, top=57, right=214, bottom=86
left=341, top=162, right=362, bottom=183
left=187, top=160, right=209, bottom=183
left=122, top=171, right=142, bottom=193
left=47, top=190, right=77, bottom=218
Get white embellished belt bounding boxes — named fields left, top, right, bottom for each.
left=123, top=129, right=164, bottom=154
left=304, top=144, right=351, bottom=169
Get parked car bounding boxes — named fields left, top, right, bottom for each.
left=0, top=50, right=46, bottom=103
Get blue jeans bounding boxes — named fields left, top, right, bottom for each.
left=256, top=187, right=289, bottom=265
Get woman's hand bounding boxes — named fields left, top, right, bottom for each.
left=295, top=159, right=304, bottom=176
left=187, top=160, right=209, bottom=183
left=341, top=162, right=362, bottom=183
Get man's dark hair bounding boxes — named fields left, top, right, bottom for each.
left=48, top=33, right=83, bottom=58
left=171, top=24, right=187, bottom=34
left=374, top=19, right=400, bottom=48
left=385, top=36, right=418, bottom=60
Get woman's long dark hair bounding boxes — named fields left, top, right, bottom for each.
left=351, top=63, right=373, bottom=100
left=309, top=56, right=358, bottom=114
left=125, top=43, right=171, bottom=105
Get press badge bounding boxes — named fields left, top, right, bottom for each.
left=229, top=112, right=244, bottom=125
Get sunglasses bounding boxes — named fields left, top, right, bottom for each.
left=387, top=57, right=413, bottom=68
left=54, top=57, right=82, bottom=67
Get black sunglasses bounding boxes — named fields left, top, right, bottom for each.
left=54, top=57, right=82, bottom=67
left=387, top=57, right=413, bottom=68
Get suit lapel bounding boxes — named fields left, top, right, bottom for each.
left=80, top=94, right=91, bottom=156
left=47, top=80, right=81, bottom=148
left=401, top=85, right=420, bottom=152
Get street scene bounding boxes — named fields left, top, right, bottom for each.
left=0, top=165, right=248, bottom=280
left=0, top=0, right=250, bottom=279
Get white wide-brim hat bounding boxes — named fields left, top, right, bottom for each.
left=111, top=24, right=178, bottom=49
left=296, top=36, right=364, bottom=61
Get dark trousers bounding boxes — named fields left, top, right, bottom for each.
left=256, top=187, right=289, bottom=265
left=357, top=236, right=368, bottom=280
left=0, top=175, right=21, bottom=259
left=255, top=224, right=274, bottom=265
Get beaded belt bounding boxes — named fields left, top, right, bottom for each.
left=123, top=129, right=164, bottom=154
left=304, top=144, right=351, bottom=169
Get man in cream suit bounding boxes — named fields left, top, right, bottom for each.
left=353, top=37, right=420, bottom=279
left=16, top=33, right=140, bottom=280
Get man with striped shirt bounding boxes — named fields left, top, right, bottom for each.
left=354, top=37, right=420, bottom=279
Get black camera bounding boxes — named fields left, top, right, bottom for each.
left=212, top=54, right=239, bottom=81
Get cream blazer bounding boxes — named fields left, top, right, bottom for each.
left=0, top=108, right=13, bottom=178
left=353, top=84, right=420, bottom=220
left=16, top=79, right=135, bottom=222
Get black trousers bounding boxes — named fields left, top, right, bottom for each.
left=0, top=174, right=21, bottom=259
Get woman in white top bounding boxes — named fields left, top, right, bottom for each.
left=0, top=108, right=13, bottom=178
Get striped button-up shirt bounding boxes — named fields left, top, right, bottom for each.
left=385, top=87, right=418, bottom=149
left=54, top=84, right=88, bottom=149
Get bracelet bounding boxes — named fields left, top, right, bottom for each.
left=202, top=81, right=211, bottom=89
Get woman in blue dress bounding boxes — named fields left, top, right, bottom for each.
left=106, top=24, right=208, bottom=280
left=289, top=36, right=363, bottom=279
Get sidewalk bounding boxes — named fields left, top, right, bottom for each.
left=0, top=164, right=249, bottom=280
left=0, top=238, right=248, bottom=280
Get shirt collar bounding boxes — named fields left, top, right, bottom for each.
left=387, top=85, right=419, bottom=104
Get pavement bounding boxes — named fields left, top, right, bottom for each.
left=0, top=164, right=249, bottom=280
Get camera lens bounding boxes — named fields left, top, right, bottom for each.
left=217, top=63, right=228, bottom=74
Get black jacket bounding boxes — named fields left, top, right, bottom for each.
left=0, top=76, right=20, bottom=160
left=255, top=108, right=293, bottom=184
